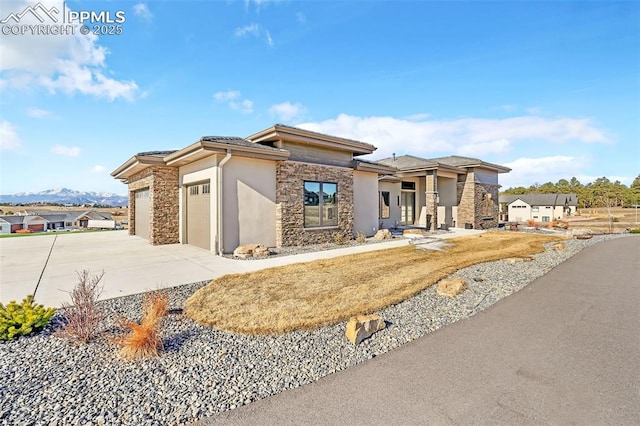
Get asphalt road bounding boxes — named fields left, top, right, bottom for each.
left=199, top=236, right=640, bottom=425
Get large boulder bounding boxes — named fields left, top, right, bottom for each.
left=436, top=277, right=467, bottom=297
left=374, top=229, right=392, bottom=240
left=233, top=243, right=270, bottom=258
left=345, top=314, right=386, bottom=345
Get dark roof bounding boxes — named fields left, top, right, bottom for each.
left=0, top=215, right=26, bottom=224
left=429, top=155, right=483, bottom=167
left=40, top=214, right=67, bottom=222
left=377, top=155, right=438, bottom=170
left=199, top=136, right=288, bottom=153
left=136, top=150, right=177, bottom=157
left=499, top=193, right=578, bottom=206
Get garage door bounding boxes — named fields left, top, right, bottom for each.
left=27, top=224, right=45, bottom=232
left=134, top=189, right=150, bottom=240
left=11, top=224, right=22, bottom=233
left=186, top=182, right=211, bottom=250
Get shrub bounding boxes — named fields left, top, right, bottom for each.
left=629, top=228, right=640, bottom=234
left=333, top=233, right=345, bottom=245
left=56, top=270, right=105, bottom=344
left=356, top=232, right=366, bottom=244
left=0, top=295, right=56, bottom=341
left=526, top=219, right=536, bottom=227
left=115, top=290, right=168, bottom=359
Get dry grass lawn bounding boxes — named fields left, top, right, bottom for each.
left=185, top=232, right=563, bottom=335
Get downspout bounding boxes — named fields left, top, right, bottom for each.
left=217, top=149, right=232, bottom=255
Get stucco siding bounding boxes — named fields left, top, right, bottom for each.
left=222, top=157, right=277, bottom=252
left=353, top=171, right=379, bottom=237
left=280, top=141, right=352, bottom=167
left=378, top=181, right=401, bottom=229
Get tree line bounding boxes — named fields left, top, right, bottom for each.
left=501, top=175, right=640, bottom=209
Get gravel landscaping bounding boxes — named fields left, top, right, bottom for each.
left=0, top=234, right=629, bottom=426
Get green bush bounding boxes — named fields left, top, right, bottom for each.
left=629, top=228, right=640, bottom=234
left=0, top=295, right=56, bottom=341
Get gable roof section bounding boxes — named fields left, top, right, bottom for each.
left=499, top=193, right=578, bottom=206
left=247, top=124, right=376, bottom=156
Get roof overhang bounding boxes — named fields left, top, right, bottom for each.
left=110, top=154, right=167, bottom=181
left=353, top=160, right=397, bottom=175
left=247, top=124, right=376, bottom=156
left=165, top=140, right=289, bottom=167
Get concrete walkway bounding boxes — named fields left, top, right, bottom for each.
left=199, top=236, right=640, bottom=425
left=0, top=229, right=482, bottom=306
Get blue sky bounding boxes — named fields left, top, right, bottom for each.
left=1, top=0, right=638, bottom=195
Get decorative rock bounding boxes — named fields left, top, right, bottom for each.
left=233, top=243, right=270, bottom=258
left=374, top=229, right=392, bottom=240
left=575, top=234, right=593, bottom=240
left=436, top=278, right=467, bottom=297
left=345, top=314, right=386, bottom=345
left=552, top=242, right=566, bottom=250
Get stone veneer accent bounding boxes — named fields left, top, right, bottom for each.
left=276, top=161, right=354, bottom=247
left=456, top=170, right=500, bottom=229
left=127, top=166, right=179, bottom=245
left=424, top=172, right=438, bottom=230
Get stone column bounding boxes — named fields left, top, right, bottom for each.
left=425, top=172, right=438, bottom=230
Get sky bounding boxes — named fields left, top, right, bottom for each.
left=0, top=0, right=639, bottom=195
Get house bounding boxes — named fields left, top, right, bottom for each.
left=0, top=209, right=115, bottom=234
left=111, top=124, right=511, bottom=254
left=499, top=193, right=578, bottom=223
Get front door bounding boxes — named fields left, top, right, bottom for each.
left=401, top=191, right=415, bottom=225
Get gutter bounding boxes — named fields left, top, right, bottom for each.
left=217, top=150, right=232, bottom=255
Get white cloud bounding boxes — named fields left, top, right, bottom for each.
left=133, top=3, right=153, bottom=21
left=269, top=101, right=307, bottom=122
left=213, top=90, right=241, bottom=102
left=91, top=165, right=106, bottom=173
left=501, top=156, right=590, bottom=188
left=265, top=30, right=273, bottom=47
left=27, top=108, right=52, bottom=119
left=213, top=90, right=253, bottom=114
left=51, top=144, right=80, bottom=157
left=0, top=0, right=141, bottom=101
left=234, top=23, right=260, bottom=38
left=0, top=121, right=21, bottom=151
left=297, top=113, right=610, bottom=160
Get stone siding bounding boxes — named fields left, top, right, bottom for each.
left=456, top=170, right=499, bottom=229
left=425, top=173, right=438, bottom=230
left=127, top=166, right=179, bottom=245
left=276, top=161, right=354, bottom=246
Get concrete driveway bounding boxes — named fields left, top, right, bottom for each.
left=1, top=230, right=415, bottom=307
left=200, top=236, right=640, bottom=425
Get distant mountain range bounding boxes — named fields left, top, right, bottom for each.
left=0, top=188, right=128, bottom=207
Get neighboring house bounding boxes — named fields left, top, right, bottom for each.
left=499, top=193, right=578, bottom=223
left=0, top=209, right=115, bottom=233
left=111, top=124, right=511, bottom=254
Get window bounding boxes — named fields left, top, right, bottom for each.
left=189, top=185, right=199, bottom=196
left=401, top=181, right=415, bottom=190
left=542, top=216, right=550, bottom=222
left=532, top=206, right=539, bottom=212
left=202, top=183, right=210, bottom=194
left=379, top=191, right=390, bottom=219
left=304, top=181, right=337, bottom=227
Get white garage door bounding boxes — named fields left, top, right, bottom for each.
left=186, top=182, right=211, bottom=250
left=134, top=189, right=150, bottom=240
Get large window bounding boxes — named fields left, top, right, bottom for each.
left=304, top=181, right=337, bottom=227
left=379, top=191, right=390, bottom=219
